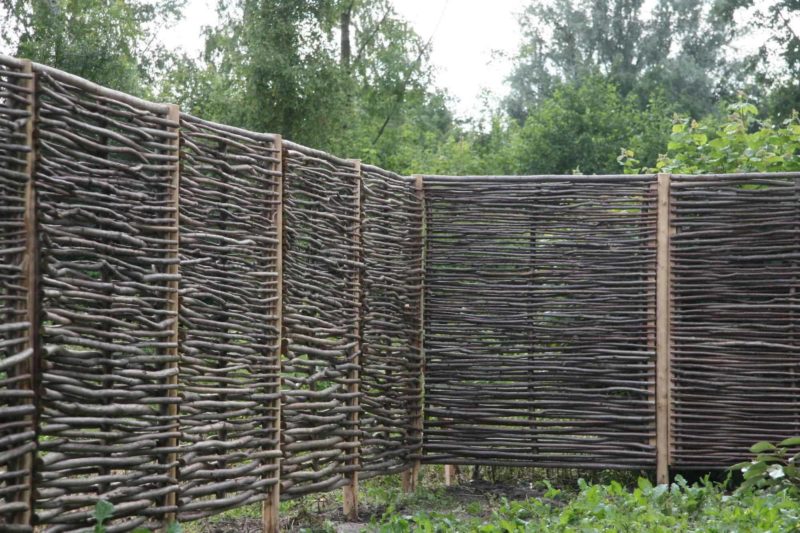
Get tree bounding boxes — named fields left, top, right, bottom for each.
left=715, top=0, right=800, bottom=120
left=1, top=0, right=183, bottom=96
left=172, top=0, right=452, bottom=163
left=505, top=0, right=739, bottom=123
left=511, top=76, right=671, bottom=175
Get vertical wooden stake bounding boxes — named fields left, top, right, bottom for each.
left=343, top=160, right=362, bottom=521
left=14, top=59, right=39, bottom=531
left=444, top=465, right=455, bottom=486
left=263, top=136, right=284, bottom=533
left=403, top=175, right=426, bottom=494
left=656, top=173, right=672, bottom=485
left=164, top=104, right=181, bottom=526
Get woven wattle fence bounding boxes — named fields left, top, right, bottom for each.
left=419, top=175, right=658, bottom=469
left=35, top=68, right=180, bottom=531
left=280, top=143, right=362, bottom=500
left=0, top=56, right=421, bottom=531
left=177, top=116, right=282, bottom=520
left=2, top=54, right=800, bottom=532
left=670, top=174, right=800, bottom=468
left=360, top=166, right=424, bottom=479
left=0, top=58, right=35, bottom=533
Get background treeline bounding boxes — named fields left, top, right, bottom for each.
left=2, top=0, right=799, bottom=175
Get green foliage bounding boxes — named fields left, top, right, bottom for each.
left=371, top=476, right=800, bottom=532
left=506, top=0, right=738, bottom=122
left=512, top=77, right=671, bottom=175
left=621, top=101, right=800, bottom=173
left=732, top=437, right=800, bottom=494
left=163, top=0, right=453, bottom=167
left=92, top=500, right=182, bottom=533
left=93, top=500, right=114, bottom=533
left=1, top=0, right=183, bottom=96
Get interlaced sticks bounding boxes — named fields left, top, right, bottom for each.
left=3, top=54, right=800, bottom=531
left=0, top=58, right=37, bottom=533
left=420, top=175, right=659, bottom=470
left=279, top=144, right=362, bottom=500
left=360, top=166, right=424, bottom=480
left=177, top=116, right=282, bottom=521
left=670, top=174, right=800, bottom=469
left=33, top=68, right=179, bottom=531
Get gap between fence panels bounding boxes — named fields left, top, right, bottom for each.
left=2, top=54, right=800, bottom=531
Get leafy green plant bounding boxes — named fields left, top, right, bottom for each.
left=621, top=101, right=800, bottom=174
left=93, top=500, right=114, bottom=533
left=92, top=500, right=182, bottom=533
left=733, top=437, right=800, bottom=493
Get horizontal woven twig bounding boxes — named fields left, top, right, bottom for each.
left=420, top=176, right=658, bottom=468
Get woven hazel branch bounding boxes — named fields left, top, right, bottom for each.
left=0, top=59, right=36, bottom=533
left=3, top=53, right=800, bottom=531
left=279, top=145, right=362, bottom=499
left=670, top=175, right=800, bottom=468
left=360, top=165, right=424, bottom=479
left=33, top=68, right=180, bottom=531
left=420, top=176, right=659, bottom=468
left=177, top=115, right=282, bottom=521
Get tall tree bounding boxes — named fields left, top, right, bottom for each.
left=506, top=0, right=739, bottom=122
left=715, top=0, right=800, bottom=119
left=184, top=0, right=451, bottom=160
left=1, top=0, right=183, bottom=96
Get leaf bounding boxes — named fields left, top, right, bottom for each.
left=730, top=461, right=753, bottom=471
left=778, top=437, right=800, bottom=448
left=94, top=500, right=115, bottom=524
left=750, top=441, right=776, bottom=453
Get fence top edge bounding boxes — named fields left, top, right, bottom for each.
left=409, top=172, right=800, bottom=183
left=0, top=54, right=26, bottom=69
left=284, top=140, right=359, bottom=168
left=409, top=174, right=657, bottom=183
left=0, top=54, right=172, bottom=115
left=181, top=112, right=280, bottom=142
left=361, top=163, right=402, bottom=180
left=671, top=172, right=800, bottom=179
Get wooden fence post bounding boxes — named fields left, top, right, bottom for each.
left=13, top=58, right=40, bottom=531
left=402, top=175, right=426, bottom=493
left=164, top=104, right=181, bottom=526
left=263, top=136, right=284, bottom=533
left=656, top=173, right=672, bottom=485
left=343, top=160, right=363, bottom=520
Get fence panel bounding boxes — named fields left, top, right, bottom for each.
left=360, top=166, right=423, bottom=479
left=280, top=143, right=361, bottom=499
left=177, top=116, right=282, bottom=520
left=0, top=57, right=36, bottom=532
left=421, top=175, right=658, bottom=468
left=33, top=67, right=180, bottom=531
left=670, top=174, right=800, bottom=468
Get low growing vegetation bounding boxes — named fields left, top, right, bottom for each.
left=137, top=444, right=800, bottom=532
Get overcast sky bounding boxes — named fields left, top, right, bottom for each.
left=160, top=0, right=529, bottom=117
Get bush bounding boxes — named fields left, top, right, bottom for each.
left=733, top=437, right=800, bottom=493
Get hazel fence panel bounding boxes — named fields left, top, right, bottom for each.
left=32, top=66, right=180, bottom=531
left=3, top=53, right=800, bottom=532
left=177, top=116, right=282, bottom=520
left=360, top=165, right=423, bottom=479
left=0, top=57, right=36, bottom=532
left=420, top=175, right=659, bottom=469
left=279, top=143, right=362, bottom=499
left=670, top=173, right=800, bottom=468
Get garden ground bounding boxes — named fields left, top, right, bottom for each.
left=183, top=465, right=800, bottom=532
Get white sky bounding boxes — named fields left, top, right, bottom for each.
left=160, top=0, right=529, bottom=117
